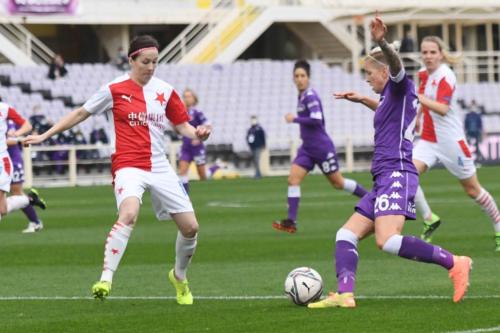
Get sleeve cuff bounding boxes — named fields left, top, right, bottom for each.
left=390, top=69, right=406, bottom=83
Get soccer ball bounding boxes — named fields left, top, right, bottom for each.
left=284, top=267, right=323, bottom=305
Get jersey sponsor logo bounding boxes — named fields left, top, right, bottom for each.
left=389, top=203, right=402, bottom=210
left=121, top=94, right=132, bottom=103
left=389, top=192, right=402, bottom=199
left=390, top=171, right=403, bottom=178
left=127, top=112, right=166, bottom=129
left=390, top=181, right=403, bottom=189
left=307, top=101, right=320, bottom=109
left=407, top=201, right=416, bottom=214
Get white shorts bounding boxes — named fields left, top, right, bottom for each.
left=0, top=156, right=13, bottom=193
left=413, top=138, right=476, bottom=180
left=113, top=167, right=194, bottom=221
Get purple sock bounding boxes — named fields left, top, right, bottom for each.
left=336, top=240, right=359, bottom=293
left=22, top=205, right=40, bottom=224
left=353, top=184, right=368, bottom=198
left=287, top=197, right=299, bottom=221
left=398, top=236, right=454, bottom=269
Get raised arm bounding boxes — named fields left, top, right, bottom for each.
left=23, top=106, right=91, bottom=145
left=334, top=92, right=379, bottom=111
left=371, top=14, right=403, bottom=77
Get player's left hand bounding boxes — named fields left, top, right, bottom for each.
left=284, top=113, right=295, bottom=123
left=370, top=12, right=387, bottom=42
left=195, top=125, right=211, bottom=141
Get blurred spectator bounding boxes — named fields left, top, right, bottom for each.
left=464, top=99, right=484, bottom=160
left=89, top=127, right=110, bottom=160
left=400, top=31, right=415, bottom=53
left=115, top=46, right=129, bottom=71
left=29, top=104, right=52, bottom=134
left=246, top=115, right=266, bottom=179
left=48, top=54, right=68, bottom=80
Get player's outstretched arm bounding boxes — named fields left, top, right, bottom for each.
left=418, top=94, right=450, bottom=116
left=334, top=92, right=379, bottom=111
left=23, top=106, right=91, bottom=145
left=175, top=122, right=211, bottom=141
left=371, top=14, right=402, bottom=77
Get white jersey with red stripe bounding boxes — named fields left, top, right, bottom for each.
left=83, top=74, right=189, bottom=175
left=418, top=64, right=464, bottom=143
left=0, top=102, right=26, bottom=155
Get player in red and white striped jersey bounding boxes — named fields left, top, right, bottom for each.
left=24, top=35, right=211, bottom=302
left=0, top=97, right=46, bottom=225
left=413, top=36, right=500, bottom=250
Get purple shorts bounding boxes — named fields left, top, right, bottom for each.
left=293, top=145, right=339, bottom=175
left=355, top=171, right=418, bottom=221
left=180, top=143, right=206, bottom=166
left=11, top=159, right=24, bottom=184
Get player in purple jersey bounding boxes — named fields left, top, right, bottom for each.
left=308, top=14, right=471, bottom=309
left=178, top=89, right=210, bottom=194
left=7, top=120, right=46, bottom=233
left=272, top=60, right=368, bottom=233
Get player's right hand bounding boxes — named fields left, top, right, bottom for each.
left=333, top=91, right=363, bottom=103
left=22, top=134, right=45, bottom=146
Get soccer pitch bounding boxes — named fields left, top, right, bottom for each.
left=0, top=167, right=499, bottom=333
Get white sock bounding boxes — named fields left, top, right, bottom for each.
left=6, top=195, right=30, bottom=213
left=100, top=221, right=133, bottom=282
left=475, top=188, right=500, bottom=232
left=288, top=185, right=301, bottom=197
left=180, top=175, right=189, bottom=185
left=174, top=231, right=197, bottom=281
left=415, top=186, right=433, bottom=221
left=336, top=228, right=359, bottom=247
left=342, top=179, right=357, bottom=194
left=382, top=234, right=403, bottom=255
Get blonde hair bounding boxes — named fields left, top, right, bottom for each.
left=421, top=36, right=461, bottom=65
left=362, top=41, right=401, bottom=68
left=183, top=88, right=198, bottom=106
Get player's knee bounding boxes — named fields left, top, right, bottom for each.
left=181, top=221, right=199, bottom=238
left=375, top=234, right=389, bottom=250
left=118, top=210, right=138, bottom=226
left=288, top=175, right=300, bottom=186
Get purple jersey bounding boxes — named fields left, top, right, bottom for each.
left=7, top=120, right=24, bottom=183
left=294, top=88, right=333, bottom=153
left=371, top=71, right=418, bottom=177
left=7, top=120, right=22, bottom=165
left=182, top=108, right=208, bottom=146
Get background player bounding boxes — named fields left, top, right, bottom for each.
left=308, top=14, right=471, bottom=309
left=413, top=36, right=500, bottom=250
left=7, top=119, right=46, bottom=233
left=272, top=60, right=368, bottom=233
left=178, top=88, right=210, bottom=194
left=0, top=98, right=46, bottom=225
left=23, top=35, right=211, bottom=304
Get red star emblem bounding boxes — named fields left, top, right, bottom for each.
left=431, top=79, right=437, bottom=87
left=155, top=92, right=166, bottom=106
left=117, top=187, right=124, bottom=195
left=111, top=248, right=119, bottom=255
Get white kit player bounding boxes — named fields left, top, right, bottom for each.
left=0, top=98, right=46, bottom=223
left=24, top=35, right=211, bottom=303
left=414, top=36, right=500, bottom=250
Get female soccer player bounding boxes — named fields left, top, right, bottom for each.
left=0, top=99, right=46, bottom=224
left=272, top=60, right=367, bottom=233
left=178, top=88, right=210, bottom=194
left=308, top=15, right=471, bottom=309
left=413, top=36, right=500, bottom=250
left=7, top=119, right=46, bottom=233
left=24, top=35, right=211, bottom=304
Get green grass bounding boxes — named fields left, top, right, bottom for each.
left=0, top=167, right=499, bottom=333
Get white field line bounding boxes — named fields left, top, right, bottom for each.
left=443, top=326, right=500, bottom=333
left=0, top=295, right=498, bottom=301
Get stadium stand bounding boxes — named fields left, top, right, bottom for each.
left=1, top=60, right=499, bottom=156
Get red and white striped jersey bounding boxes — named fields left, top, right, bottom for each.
left=83, top=74, right=189, bottom=175
left=0, top=102, right=26, bottom=155
left=418, top=64, right=464, bottom=143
